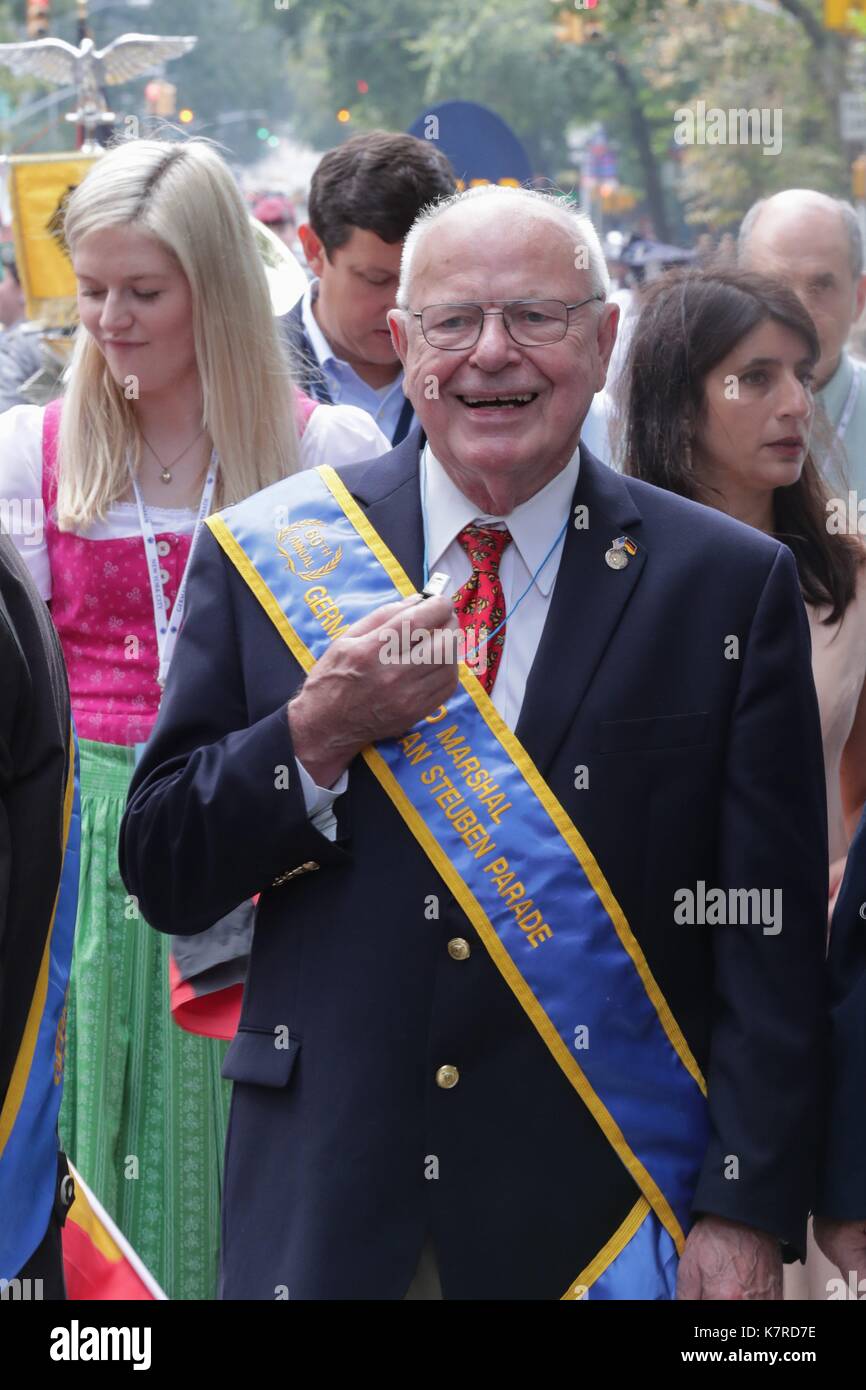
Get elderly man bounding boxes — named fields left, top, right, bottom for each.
left=738, top=189, right=866, bottom=497
left=121, top=187, right=827, bottom=1301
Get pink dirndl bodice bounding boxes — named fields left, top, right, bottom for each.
left=41, top=391, right=319, bottom=746
left=42, top=399, right=192, bottom=747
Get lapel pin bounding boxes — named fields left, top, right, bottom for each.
left=605, top=535, right=637, bottom=571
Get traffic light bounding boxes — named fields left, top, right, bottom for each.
left=554, top=11, right=584, bottom=43
left=178, top=108, right=194, bottom=125
left=553, top=5, right=604, bottom=44
left=145, top=80, right=176, bottom=118
left=336, top=108, right=351, bottom=123
left=26, top=0, right=50, bottom=39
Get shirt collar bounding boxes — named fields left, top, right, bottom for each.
left=818, top=350, right=858, bottom=427
left=422, top=443, right=580, bottom=597
left=300, top=279, right=336, bottom=368
left=300, top=279, right=405, bottom=403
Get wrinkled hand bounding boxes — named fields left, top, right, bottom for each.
left=814, top=1217, right=866, bottom=1285
left=676, top=1215, right=782, bottom=1300
left=288, top=594, right=460, bottom=787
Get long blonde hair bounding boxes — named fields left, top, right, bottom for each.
left=57, top=138, right=300, bottom=530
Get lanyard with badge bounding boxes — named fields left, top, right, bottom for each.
left=128, top=454, right=218, bottom=761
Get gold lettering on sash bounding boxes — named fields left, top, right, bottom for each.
left=303, top=584, right=349, bottom=639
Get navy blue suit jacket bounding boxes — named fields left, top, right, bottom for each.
left=817, top=807, right=866, bottom=1220
left=120, top=438, right=829, bottom=1299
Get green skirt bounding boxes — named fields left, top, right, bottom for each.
left=58, top=739, right=232, bottom=1300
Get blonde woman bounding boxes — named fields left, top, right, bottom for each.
left=0, top=138, right=386, bottom=1299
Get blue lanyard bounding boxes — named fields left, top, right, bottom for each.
left=421, top=450, right=570, bottom=650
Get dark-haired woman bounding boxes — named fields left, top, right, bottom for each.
left=618, top=268, right=866, bottom=1298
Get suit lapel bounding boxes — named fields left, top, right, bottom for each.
left=515, top=449, right=646, bottom=777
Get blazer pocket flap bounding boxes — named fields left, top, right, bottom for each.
left=596, top=712, right=710, bottom=753
left=221, top=1027, right=300, bottom=1087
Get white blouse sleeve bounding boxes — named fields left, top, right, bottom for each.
left=299, top=402, right=391, bottom=472
left=0, top=404, right=50, bottom=600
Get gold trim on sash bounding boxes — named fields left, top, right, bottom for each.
left=561, top=1197, right=651, bottom=1299
left=0, top=722, right=75, bottom=1156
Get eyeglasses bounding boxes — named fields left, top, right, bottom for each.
left=411, top=296, right=604, bottom=350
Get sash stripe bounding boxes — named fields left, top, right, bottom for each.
left=0, top=723, right=79, bottom=1279
left=0, top=724, right=76, bottom=1156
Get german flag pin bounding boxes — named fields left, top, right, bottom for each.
left=605, top=535, right=637, bottom=570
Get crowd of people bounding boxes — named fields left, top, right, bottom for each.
left=1, top=125, right=864, bottom=1301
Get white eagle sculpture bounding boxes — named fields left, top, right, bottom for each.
left=0, top=34, right=197, bottom=141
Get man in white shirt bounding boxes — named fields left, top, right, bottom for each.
left=278, top=131, right=455, bottom=445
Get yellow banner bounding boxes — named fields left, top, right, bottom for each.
left=9, top=153, right=99, bottom=325
left=825, top=0, right=866, bottom=29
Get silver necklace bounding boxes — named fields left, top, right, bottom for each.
left=140, top=425, right=206, bottom=484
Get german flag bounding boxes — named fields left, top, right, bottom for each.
left=61, top=1161, right=166, bottom=1300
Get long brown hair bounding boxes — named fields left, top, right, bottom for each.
left=618, top=269, right=860, bottom=624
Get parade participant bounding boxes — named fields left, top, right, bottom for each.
left=0, top=136, right=385, bottom=1300
left=738, top=190, right=866, bottom=499
left=280, top=130, right=455, bottom=444
left=815, top=806, right=866, bottom=1289
left=0, top=533, right=78, bottom=1299
left=121, top=185, right=827, bottom=1301
left=619, top=270, right=866, bottom=912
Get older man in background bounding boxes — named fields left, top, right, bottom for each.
left=122, top=187, right=827, bottom=1300
left=739, top=189, right=866, bottom=498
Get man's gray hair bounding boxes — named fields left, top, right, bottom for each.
left=395, top=184, right=610, bottom=309
left=739, top=191, right=864, bottom=279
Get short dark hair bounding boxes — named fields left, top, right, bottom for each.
left=307, top=131, right=456, bottom=255
left=619, top=268, right=861, bottom=624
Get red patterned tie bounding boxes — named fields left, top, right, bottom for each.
left=452, top=523, right=512, bottom=694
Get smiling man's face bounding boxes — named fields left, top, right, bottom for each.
left=389, top=204, right=618, bottom=511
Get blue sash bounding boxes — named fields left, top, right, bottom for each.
left=208, top=466, right=710, bottom=1297
left=0, top=727, right=80, bottom=1281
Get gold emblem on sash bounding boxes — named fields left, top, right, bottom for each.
left=277, top=518, right=343, bottom=582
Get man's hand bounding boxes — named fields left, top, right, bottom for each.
left=288, top=594, right=460, bottom=788
left=676, top=1215, right=782, bottom=1300
left=814, top=1217, right=866, bottom=1285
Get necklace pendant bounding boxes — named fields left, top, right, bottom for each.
left=160, top=468, right=172, bottom=485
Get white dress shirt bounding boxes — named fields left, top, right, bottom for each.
left=300, top=441, right=580, bottom=831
